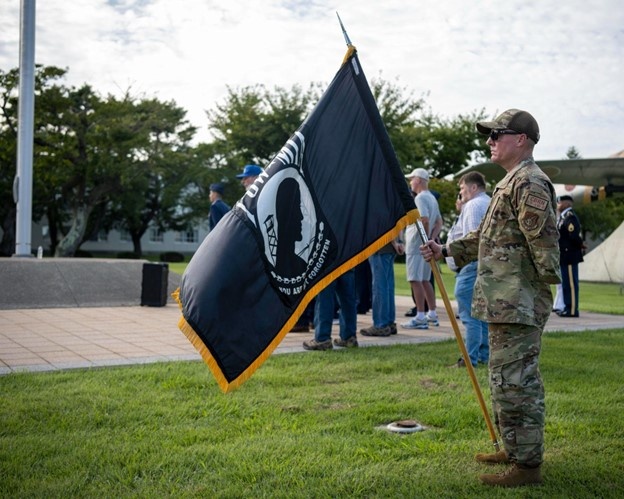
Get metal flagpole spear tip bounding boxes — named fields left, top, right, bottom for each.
left=336, top=11, right=352, bottom=46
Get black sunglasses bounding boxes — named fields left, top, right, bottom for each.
left=489, top=129, right=521, bottom=141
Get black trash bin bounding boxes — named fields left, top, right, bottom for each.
left=141, top=262, right=169, bottom=306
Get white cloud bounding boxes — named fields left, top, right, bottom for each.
left=1, top=0, right=623, bottom=159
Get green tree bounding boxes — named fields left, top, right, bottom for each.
left=419, top=111, right=490, bottom=178
left=577, top=198, right=624, bottom=241
left=0, top=65, right=69, bottom=255
left=101, top=97, right=197, bottom=256
left=206, top=84, right=319, bottom=166
left=0, top=68, right=18, bottom=255
left=50, top=86, right=134, bottom=256
left=369, top=76, right=427, bottom=170
left=370, top=76, right=489, bottom=179
left=370, top=78, right=488, bottom=229
left=1, top=79, right=124, bottom=257
left=566, top=146, right=581, bottom=159
left=1, top=65, right=201, bottom=257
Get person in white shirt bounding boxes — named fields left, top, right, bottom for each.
left=445, top=172, right=491, bottom=368
left=402, top=168, right=442, bottom=330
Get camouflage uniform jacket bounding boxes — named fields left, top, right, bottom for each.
left=449, top=158, right=561, bottom=326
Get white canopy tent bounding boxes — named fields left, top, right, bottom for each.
left=579, top=221, right=624, bottom=284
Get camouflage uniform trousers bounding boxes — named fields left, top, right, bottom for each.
left=488, top=322, right=545, bottom=468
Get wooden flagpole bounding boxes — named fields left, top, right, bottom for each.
left=416, top=219, right=500, bottom=451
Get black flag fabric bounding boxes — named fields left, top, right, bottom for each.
left=175, top=46, right=418, bottom=392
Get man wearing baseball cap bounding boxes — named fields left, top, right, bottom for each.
left=208, top=183, right=230, bottom=230
left=420, top=109, right=561, bottom=487
left=401, top=167, right=442, bottom=331
left=236, top=164, right=263, bottom=191
left=475, top=108, right=541, bottom=144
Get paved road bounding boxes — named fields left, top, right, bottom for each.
left=1, top=295, right=621, bottom=375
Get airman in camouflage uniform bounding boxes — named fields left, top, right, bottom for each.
left=421, top=109, right=561, bottom=488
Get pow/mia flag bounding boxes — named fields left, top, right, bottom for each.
left=175, top=47, right=418, bottom=392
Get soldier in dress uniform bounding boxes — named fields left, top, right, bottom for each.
left=556, top=195, right=584, bottom=317
left=420, top=109, right=561, bottom=488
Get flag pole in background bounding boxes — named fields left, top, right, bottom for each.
left=416, top=220, right=501, bottom=452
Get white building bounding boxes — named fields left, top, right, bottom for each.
left=23, top=219, right=210, bottom=258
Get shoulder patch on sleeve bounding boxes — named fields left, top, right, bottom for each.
left=522, top=212, right=540, bottom=231
left=526, top=194, right=548, bottom=211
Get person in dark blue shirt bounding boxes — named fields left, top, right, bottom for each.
left=209, top=183, right=231, bottom=230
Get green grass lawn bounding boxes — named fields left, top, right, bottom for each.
left=1, top=329, right=623, bottom=497
left=171, top=261, right=623, bottom=314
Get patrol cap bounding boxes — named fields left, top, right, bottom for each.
left=557, top=195, right=573, bottom=202
left=236, top=164, right=263, bottom=178
left=210, top=182, right=224, bottom=194
left=476, top=109, right=540, bottom=144
left=405, top=167, right=430, bottom=181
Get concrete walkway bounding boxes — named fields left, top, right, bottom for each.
left=1, top=295, right=621, bottom=375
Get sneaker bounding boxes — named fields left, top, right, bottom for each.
left=401, top=317, right=428, bottom=329
left=302, top=339, right=333, bottom=351
left=333, top=336, right=358, bottom=348
left=426, top=312, right=439, bottom=326
left=388, top=322, right=397, bottom=335
left=404, top=307, right=417, bottom=317
left=360, top=325, right=391, bottom=337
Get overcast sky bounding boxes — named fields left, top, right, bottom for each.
left=1, top=0, right=623, bottom=162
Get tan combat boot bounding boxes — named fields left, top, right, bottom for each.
left=475, top=449, right=510, bottom=464
left=479, top=464, right=542, bottom=487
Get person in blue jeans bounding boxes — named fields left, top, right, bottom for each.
left=445, top=172, right=491, bottom=367
left=303, top=269, right=358, bottom=350
left=361, top=239, right=404, bottom=337
left=455, top=261, right=490, bottom=366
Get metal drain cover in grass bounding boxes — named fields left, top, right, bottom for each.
left=386, top=419, right=424, bottom=433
